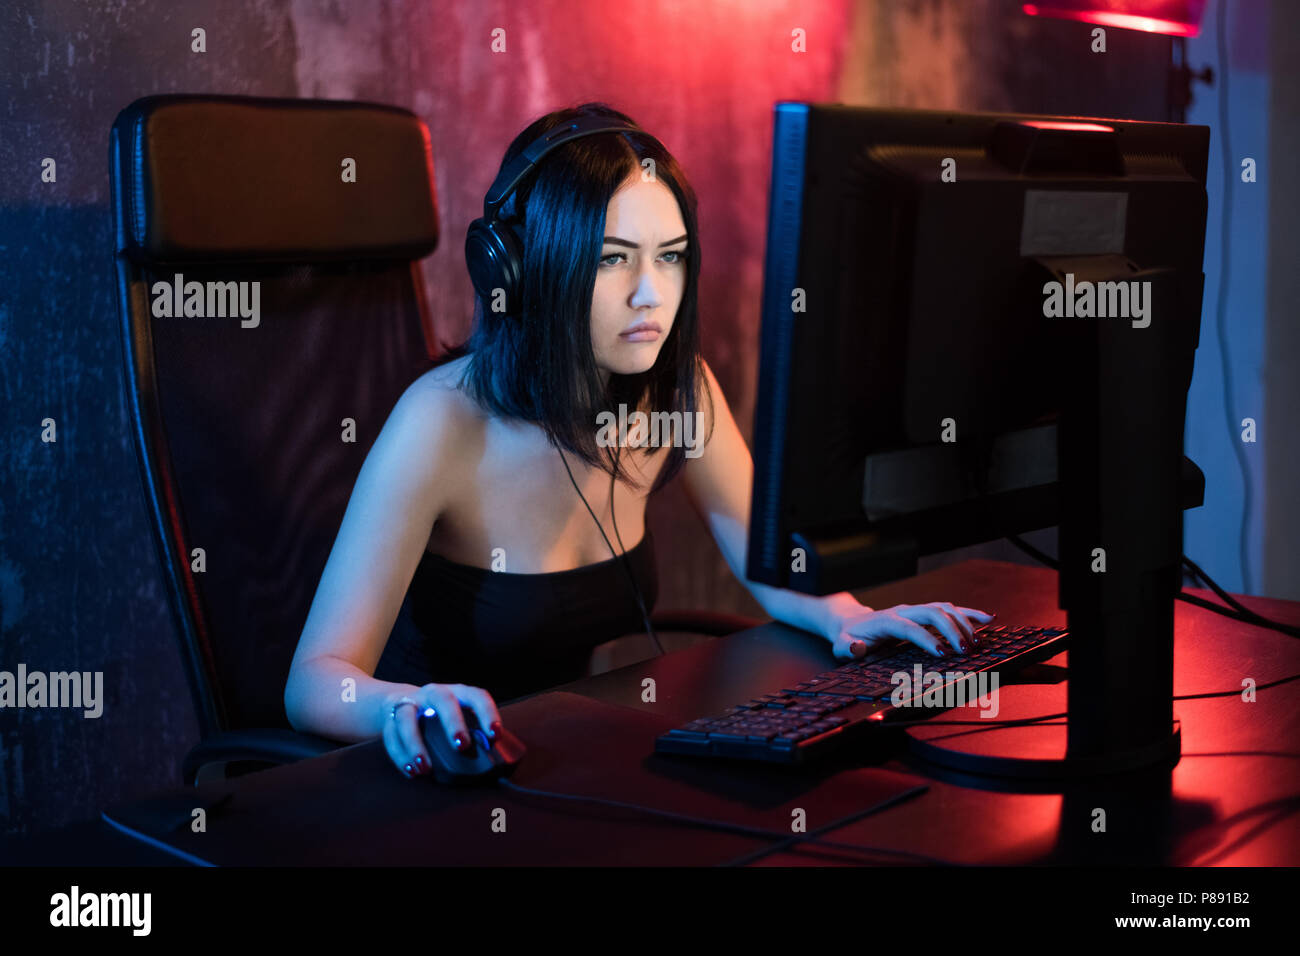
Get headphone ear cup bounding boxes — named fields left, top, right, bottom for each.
left=465, top=217, right=525, bottom=317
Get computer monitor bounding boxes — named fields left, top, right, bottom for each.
left=746, top=102, right=1209, bottom=774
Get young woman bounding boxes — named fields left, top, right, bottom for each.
left=284, top=102, right=991, bottom=779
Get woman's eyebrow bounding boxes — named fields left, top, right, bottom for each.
left=602, top=234, right=688, bottom=248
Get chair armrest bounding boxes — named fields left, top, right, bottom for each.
left=182, top=727, right=343, bottom=786
left=648, top=608, right=764, bottom=637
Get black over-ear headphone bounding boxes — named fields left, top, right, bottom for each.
left=464, top=114, right=659, bottom=318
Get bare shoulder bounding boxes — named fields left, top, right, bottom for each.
left=399, top=354, right=483, bottom=436
left=368, top=354, right=485, bottom=509
left=408, top=351, right=469, bottom=395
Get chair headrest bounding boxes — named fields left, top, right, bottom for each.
left=111, top=94, right=439, bottom=264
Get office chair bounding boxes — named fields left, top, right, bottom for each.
left=111, top=94, right=759, bottom=786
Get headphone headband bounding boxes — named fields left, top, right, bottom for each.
left=482, top=115, right=651, bottom=219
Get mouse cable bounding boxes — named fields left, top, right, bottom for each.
left=557, top=443, right=664, bottom=656
left=495, top=775, right=958, bottom=866
left=1005, top=535, right=1300, bottom=639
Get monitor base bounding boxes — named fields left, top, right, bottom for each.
left=904, top=719, right=1181, bottom=779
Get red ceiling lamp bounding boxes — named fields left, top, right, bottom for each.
left=1022, top=1, right=1207, bottom=37
left=1022, top=0, right=1214, bottom=122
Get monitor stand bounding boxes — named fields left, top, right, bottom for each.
left=904, top=256, right=1198, bottom=779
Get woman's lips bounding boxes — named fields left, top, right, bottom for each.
left=619, top=328, right=662, bottom=342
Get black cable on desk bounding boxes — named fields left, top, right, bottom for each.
left=1182, top=555, right=1300, bottom=638
left=1005, top=535, right=1300, bottom=639
left=495, top=777, right=957, bottom=865
left=715, top=784, right=935, bottom=867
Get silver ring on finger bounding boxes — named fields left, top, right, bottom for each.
left=390, top=696, right=419, bottom=721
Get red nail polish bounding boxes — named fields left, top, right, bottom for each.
left=453, top=732, right=470, bottom=750
left=489, top=721, right=503, bottom=739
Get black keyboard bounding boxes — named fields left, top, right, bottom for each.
left=654, top=624, right=1069, bottom=766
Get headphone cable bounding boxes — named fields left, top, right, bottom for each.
left=557, top=443, right=664, bottom=656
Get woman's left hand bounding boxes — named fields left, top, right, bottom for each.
left=824, top=597, right=994, bottom=662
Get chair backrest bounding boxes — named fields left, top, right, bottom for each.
left=110, top=94, right=443, bottom=736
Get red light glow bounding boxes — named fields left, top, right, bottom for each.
left=1020, top=120, right=1116, bottom=132
left=1022, top=4, right=1202, bottom=37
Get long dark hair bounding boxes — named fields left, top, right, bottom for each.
left=451, top=101, right=711, bottom=495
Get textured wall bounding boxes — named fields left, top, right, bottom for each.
left=1184, top=0, right=1276, bottom=596
left=1, top=0, right=1174, bottom=837
left=1263, top=0, right=1300, bottom=599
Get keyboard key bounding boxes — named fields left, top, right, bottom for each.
left=660, top=733, right=712, bottom=749
left=802, top=677, right=842, bottom=690
left=709, top=731, right=751, bottom=742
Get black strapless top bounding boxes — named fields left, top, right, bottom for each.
left=376, top=529, right=658, bottom=702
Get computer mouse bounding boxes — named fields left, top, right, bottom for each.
left=417, top=705, right=527, bottom=786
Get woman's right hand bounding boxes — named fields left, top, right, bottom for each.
left=382, top=683, right=504, bottom=779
